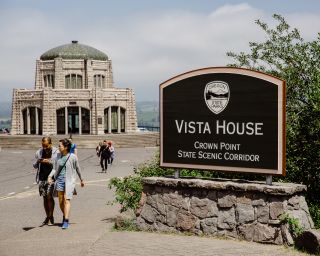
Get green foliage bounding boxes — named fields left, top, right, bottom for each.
left=136, top=152, right=174, bottom=178
left=113, top=218, right=138, bottom=231
left=280, top=213, right=304, bottom=238
left=227, top=14, right=320, bottom=205
left=108, top=153, right=174, bottom=212
left=108, top=176, right=143, bottom=213
left=309, top=203, right=320, bottom=229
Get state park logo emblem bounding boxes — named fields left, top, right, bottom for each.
left=204, top=81, right=230, bottom=114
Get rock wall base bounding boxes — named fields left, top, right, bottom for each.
left=136, top=177, right=314, bottom=245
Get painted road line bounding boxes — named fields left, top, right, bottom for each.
left=121, top=160, right=129, bottom=163
left=11, top=151, right=23, bottom=154
left=0, top=178, right=117, bottom=201
left=78, top=178, right=111, bottom=184
left=24, top=186, right=30, bottom=189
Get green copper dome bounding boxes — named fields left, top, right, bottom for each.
left=40, top=41, right=108, bottom=61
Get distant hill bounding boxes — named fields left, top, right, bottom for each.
left=0, top=101, right=11, bottom=119
left=0, top=100, right=159, bottom=129
left=136, top=101, right=159, bottom=128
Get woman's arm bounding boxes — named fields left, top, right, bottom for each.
left=33, top=149, right=41, bottom=169
left=74, top=155, right=84, bottom=187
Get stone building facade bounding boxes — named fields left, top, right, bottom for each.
left=11, top=41, right=137, bottom=135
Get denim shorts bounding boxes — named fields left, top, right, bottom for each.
left=55, top=175, right=65, bottom=192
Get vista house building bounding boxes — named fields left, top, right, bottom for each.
left=11, top=41, right=138, bottom=135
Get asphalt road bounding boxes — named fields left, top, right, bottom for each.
left=0, top=147, right=305, bottom=256
left=0, top=147, right=157, bottom=241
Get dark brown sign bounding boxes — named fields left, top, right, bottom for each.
left=160, top=67, right=286, bottom=175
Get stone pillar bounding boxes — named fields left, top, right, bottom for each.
left=86, top=59, right=93, bottom=89
left=35, top=60, right=42, bottom=89
left=79, top=106, right=82, bottom=135
left=54, top=58, right=64, bottom=89
left=35, top=107, right=39, bottom=135
left=27, top=107, right=30, bottom=134
left=108, top=107, right=112, bottom=133
left=65, top=107, right=68, bottom=135
left=10, top=89, right=19, bottom=135
left=117, top=106, right=121, bottom=133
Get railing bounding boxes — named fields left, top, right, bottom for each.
left=138, top=126, right=160, bottom=132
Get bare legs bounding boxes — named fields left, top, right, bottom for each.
left=43, top=194, right=55, bottom=218
left=58, top=191, right=71, bottom=220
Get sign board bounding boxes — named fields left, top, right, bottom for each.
left=160, top=67, right=286, bottom=175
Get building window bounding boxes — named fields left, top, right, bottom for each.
left=56, top=107, right=90, bottom=134
left=44, top=74, right=54, bottom=88
left=104, top=106, right=126, bottom=133
left=65, top=74, right=83, bottom=89
left=22, top=107, right=42, bottom=135
left=94, top=75, right=105, bottom=88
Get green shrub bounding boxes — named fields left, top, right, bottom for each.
left=108, top=153, right=174, bottom=212
left=280, top=213, right=304, bottom=238
left=114, top=217, right=138, bottom=231
left=309, top=203, right=320, bottom=229
left=108, top=176, right=143, bottom=213
left=227, top=14, right=320, bottom=206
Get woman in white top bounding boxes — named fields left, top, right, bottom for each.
left=48, top=138, right=84, bottom=229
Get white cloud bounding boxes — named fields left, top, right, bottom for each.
left=0, top=3, right=320, bottom=102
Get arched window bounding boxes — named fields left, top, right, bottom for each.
left=44, top=74, right=55, bottom=88
left=65, top=74, right=83, bottom=89
left=94, top=74, right=105, bottom=88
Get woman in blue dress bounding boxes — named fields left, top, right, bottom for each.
left=48, top=138, right=84, bottom=229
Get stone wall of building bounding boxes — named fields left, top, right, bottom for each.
left=11, top=86, right=137, bottom=135
left=136, top=177, right=314, bottom=245
left=11, top=43, right=137, bottom=135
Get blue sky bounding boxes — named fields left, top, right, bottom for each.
left=1, top=0, right=320, bottom=102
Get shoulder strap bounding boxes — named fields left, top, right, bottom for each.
left=55, top=153, right=71, bottom=178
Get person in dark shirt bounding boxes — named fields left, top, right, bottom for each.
left=33, top=137, right=58, bottom=226
left=99, top=140, right=110, bottom=173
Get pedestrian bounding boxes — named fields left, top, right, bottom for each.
left=99, top=140, right=110, bottom=173
left=96, top=142, right=102, bottom=157
left=107, top=141, right=115, bottom=165
left=48, top=138, right=84, bottom=229
left=68, top=135, right=77, bottom=155
left=33, top=136, right=59, bottom=226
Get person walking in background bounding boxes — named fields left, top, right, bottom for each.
left=33, top=136, right=59, bottom=226
left=108, top=141, right=115, bottom=165
left=48, top=138, right=84, bottom=229
left=96, top=142, right=102, bottom=157
left=68, top=135, right=77, bottom=155
left=99, top=140, right=110, bottom=173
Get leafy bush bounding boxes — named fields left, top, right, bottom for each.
left=108, top=176, right=143, bottom=213
left=108, top=153, right=174, bottom=212
left=227, top=14, right=320, bottom=206
left=309, top=203, right=320, bottom=229
left=280, top=213, right=304, bottom=238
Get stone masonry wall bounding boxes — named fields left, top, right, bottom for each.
left=136, top=177, right=314, bottom=245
